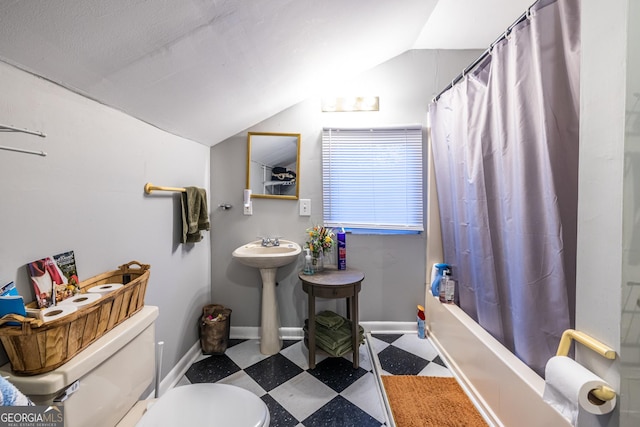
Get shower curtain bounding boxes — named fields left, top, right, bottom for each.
left=429, top=0, right=580, bottom=376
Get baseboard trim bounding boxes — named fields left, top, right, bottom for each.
left=361, top=321, right=416, bottom=334
left=157, top=341, right=201, bottom=396
left=230, top=322, right=417, bottom=340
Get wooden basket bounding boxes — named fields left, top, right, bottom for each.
left=0, top=261, right=150, bottom=376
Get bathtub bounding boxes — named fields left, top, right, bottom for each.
left=425, top=296, right=570, bottom=427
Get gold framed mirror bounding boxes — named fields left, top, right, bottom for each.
left=246, top=132, right=300, bottom=200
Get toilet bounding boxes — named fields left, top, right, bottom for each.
left=0, top=306, right=270, bottom=427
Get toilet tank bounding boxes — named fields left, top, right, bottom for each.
left=0, top=305, right=159, bottom=427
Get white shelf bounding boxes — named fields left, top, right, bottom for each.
left=263, top=180, right=295, bottom=187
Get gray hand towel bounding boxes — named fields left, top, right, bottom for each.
left=181, top=187, right=210, bottom=243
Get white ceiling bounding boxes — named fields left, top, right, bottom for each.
left=0, top=0, right=532, bottom=146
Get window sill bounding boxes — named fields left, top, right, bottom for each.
left=345, top=228, right=423, bottom=235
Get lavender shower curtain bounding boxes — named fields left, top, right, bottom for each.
left=429, top=0, right=580, bottom=376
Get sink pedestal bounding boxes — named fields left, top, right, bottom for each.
left=231, top=239, right=301, bottom=356
left=259, top=268, right=282, bottom=355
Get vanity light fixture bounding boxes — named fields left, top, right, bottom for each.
left=321, top=96, right=379, bottom=112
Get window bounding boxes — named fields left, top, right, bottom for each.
left=322, top=125, right=424, bottom=233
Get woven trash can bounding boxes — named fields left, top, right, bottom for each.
left=200, top=304, right=231, bottom=355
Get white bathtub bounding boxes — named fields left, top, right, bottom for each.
left=425, top=296, right=570, bottom=427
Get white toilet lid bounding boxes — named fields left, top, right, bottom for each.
left=136, top=384, right=270, bottom=427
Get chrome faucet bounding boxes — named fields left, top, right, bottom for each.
left=260, top=236, right=280, bottom=247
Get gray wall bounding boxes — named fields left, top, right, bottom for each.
left=210, top=49, right=481, bottom=327
left=0, top=61, right=211, bottom=379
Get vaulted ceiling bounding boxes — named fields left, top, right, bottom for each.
left=0, top=0, right=532, bottom=146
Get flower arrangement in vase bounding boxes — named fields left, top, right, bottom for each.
left=304, top=225, right=335, bottom=272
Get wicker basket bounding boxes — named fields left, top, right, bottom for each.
left=0, top=261, right=150, bottom=376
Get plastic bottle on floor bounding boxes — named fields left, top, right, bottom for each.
left=417, top=305, right=426, bottom=339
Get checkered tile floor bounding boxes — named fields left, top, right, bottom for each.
left=178, top=333, right=451, bottom=427
left=369, top=333, right=452, bottom=377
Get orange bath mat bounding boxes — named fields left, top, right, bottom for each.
left=381, top=375, right=488, bottom=427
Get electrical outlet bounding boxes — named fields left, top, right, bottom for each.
left=299, top=199, right=311, bottom=216
left=244, top=203, right=253, bottom=215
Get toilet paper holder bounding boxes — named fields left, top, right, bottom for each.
left=556, top=329, right=616, bottom=402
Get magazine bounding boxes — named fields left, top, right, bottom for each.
left=0, top=281, right=18, bottom=297
left=52, top=251, right=79, bottom=285
left=27, top=251, right=80, bottom=308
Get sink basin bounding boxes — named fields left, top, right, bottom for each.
left=232, top=239, right=301, bottom=355
left=232, top=240, right=301, bottom=269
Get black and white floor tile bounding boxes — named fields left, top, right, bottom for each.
left=369, top=333, right=452, bottom=377
left=179, top=333, right=451, bottom=427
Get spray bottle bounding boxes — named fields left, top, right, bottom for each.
left=431, top=263, right=450, bottom=297
left=417, top=305, right=426, bottom=339
left=337, top=227, right=346, bottom=270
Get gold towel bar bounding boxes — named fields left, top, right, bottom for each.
left=556, top=329, right=616, bottom=402
left=144, top=183, right=186, bottom=194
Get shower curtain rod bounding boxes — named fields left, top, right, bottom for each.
left=432, top=1, right=537, bottom=103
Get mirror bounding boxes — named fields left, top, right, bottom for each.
left=247, top=132, right=300, bottom=200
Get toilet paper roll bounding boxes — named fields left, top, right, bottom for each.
left=543, top=356, right=616, bottom=425
left=40, top=305, right=77, bottom=323
left=87, top=283, right=123, bottom=295
left=58, top=292, right=102, bottom=308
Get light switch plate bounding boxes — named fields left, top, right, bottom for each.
left=244, top=203, right=253, bottom=215
left=299, top=199, right=311, bottom=216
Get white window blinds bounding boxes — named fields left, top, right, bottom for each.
left=322, top=126, right=424, bottom=232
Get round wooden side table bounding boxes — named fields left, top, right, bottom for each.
left=298, top=268, right=364, bottom=369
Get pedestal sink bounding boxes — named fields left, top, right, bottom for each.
left=232, top=240, right=301, bottom=354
